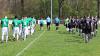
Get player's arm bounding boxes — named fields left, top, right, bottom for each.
left=12, top=20, right=14, bottom=30
left=34, top=20, right=37, bottom=29
left=1, top=20, right=2, bottom=27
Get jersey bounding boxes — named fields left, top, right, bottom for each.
left=46, top=17, right=51, bottom=23
left=12, top=19, right=20, bottom=27
left=55, top=17, right=60, bottom=24
left=40, top=19, right=44, bottom=24
left=1, top=18, right=9, bottom=27
left=31, top=18, right=36, bottom=26
left=21, top=19, right=28, bottom=28
left=27, top=17, right=32, bottom=26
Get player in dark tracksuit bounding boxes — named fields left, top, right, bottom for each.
left=67, top=19, right=75, bottom=33
left=91, top=18, right=98, bottom=37
left=77, top=18, right=83, bottom=36
left=81, top=17, right=92, bottom=43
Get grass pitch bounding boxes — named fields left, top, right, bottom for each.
left=0, top=24, right=100, bottom=56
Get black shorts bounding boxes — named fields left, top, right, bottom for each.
left=40, top=24, right=43, bottom=27
left=55, top=23, right=59, bottom=26
left=47, top=22, right=51, bottom=26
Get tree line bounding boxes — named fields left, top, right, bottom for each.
left=0, top=0, right=100, bottom=19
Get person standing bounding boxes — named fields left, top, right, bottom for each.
left=46, top=16, right=51, bottom=31
left=64, top=17, right=69, bottom=31
left=12, top=16, right=20, bottom=41
left=30, top=17, right=36, bottom=35
left=21, top=17, right=29, bottom=40
left=1, top=16, right=9, bottom=43
left=40, top=17, right=44, bottom=31
left=54, top=17, right=60, bottom=31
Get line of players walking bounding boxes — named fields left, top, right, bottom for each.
left=0, top=16, right=99, bottom=43
left=64, top=16, right=98, bottom=43
left=1, top=16, right=36, bottom=43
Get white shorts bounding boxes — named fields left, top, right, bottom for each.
left=28, top=26, right=31, bottom=30
left=13, top=27, right=19, bottom=34
left=2, top=27, right=8, bottom=36
left=23, top=27, right=28, bottom=35
left=19, top=28, right=22, bottom=35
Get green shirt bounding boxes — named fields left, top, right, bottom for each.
left=18, top=20, right=22, bottom=24
left=12, top=19, right=20, bottom=27
left=30, top=18, right=36, bottom=27
left=28, top=17, right=32, bottom=22
left=21, top=19, right=28, bottom=28
left=25, top=18, right=31, bottom=26
left=32, top=18, right=36, bottom=24
left=1, top=18, right=9, bottom=27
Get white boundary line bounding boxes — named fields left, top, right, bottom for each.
left=16, top=31, right=45, bottom=56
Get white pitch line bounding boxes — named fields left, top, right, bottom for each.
left=16, top=31, right=45, bottom=56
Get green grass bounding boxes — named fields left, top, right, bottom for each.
left=0, top=24, right=100, bottom=56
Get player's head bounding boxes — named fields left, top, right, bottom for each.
left=47, top=16, right=50, bottom=18
left=33, top=17, right=35, bottom=19
left=24, top=16, right=27, bottom=19
left=4, top=16, right=7, bottom=19
left=15, top=16, right=18, bottom=19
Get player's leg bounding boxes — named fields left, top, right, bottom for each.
left=6, top=27, right=8, bottom=43
left=26, top=27, right=29, bottom=36
left=16, top=27, right=19, bottom=40
left=47, top=22, right=48, bottom=30
left=22, top=28, right=24, bottom=38
left=31, top=27, right=33, bottom=35
left=31, top=25, right=34, bottom=35
left=55, top=23, right=58, bottom=31
left=1, top=27, right=5, bottom=43
left=47, top=22, right=50, bottom=31
left=24, top=27, right=27, bottom=40
left=48, top=23, right=51, bottom=30
left=40, top=24, right=43, bottom=31
left=28, top=26, right=31, bottom=35
left=33, top=25, right=35, bottom=33
left=13, top=28, right=16, bottom=38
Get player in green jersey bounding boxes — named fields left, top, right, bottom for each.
left=12, top=16, right=20, bottom=41
left=18, top=18, right=22, bottom=37
left=30, top=17, right=36, bottom=35
left=1, top=16, right=9, bottom=43
left=27, top=16, right=32, bottom=35
left=21, top=17, right=29, bottom=40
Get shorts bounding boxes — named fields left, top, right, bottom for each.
left=2, top=27, right=8, bottom=36
left=22, top=27, right=28, bottom=35
left=47, top=22, right=51, bottom=26
left=55, top=23, right=59, bottom=26
left=13, top=27, right=19, bottom=34
left=40, top=24, right=43, bottom=27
